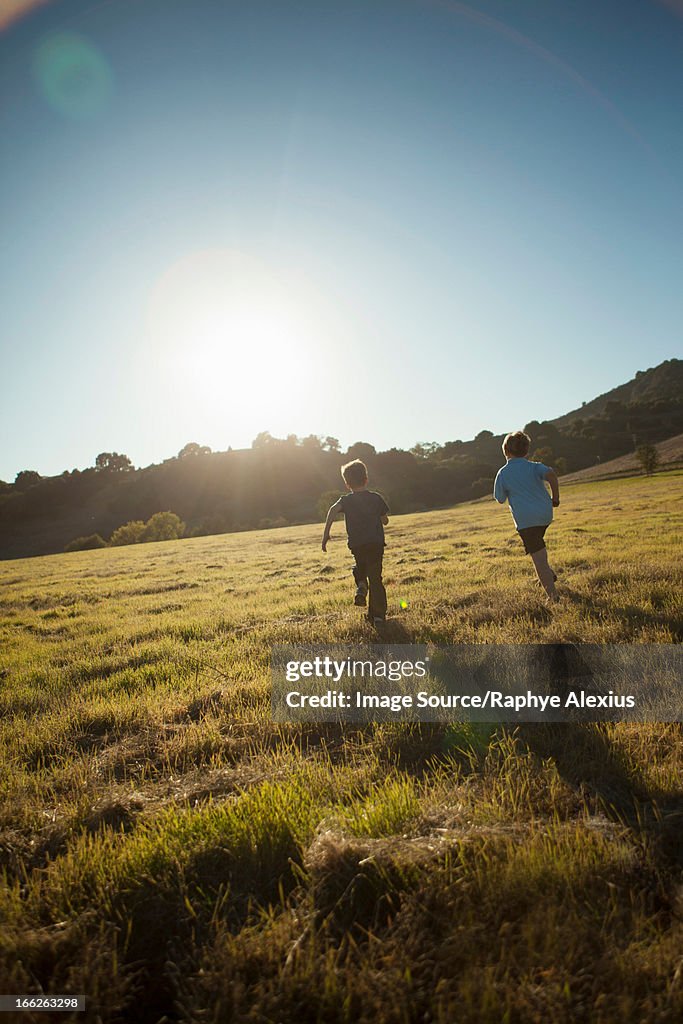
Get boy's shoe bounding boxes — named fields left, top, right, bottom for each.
left=354, top=583, right=368, bottom=606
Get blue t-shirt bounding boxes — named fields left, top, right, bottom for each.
left=493, top=458, right=553, bottom=530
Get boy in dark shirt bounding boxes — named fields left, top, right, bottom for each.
left=322, top=459, right=389, bottom=626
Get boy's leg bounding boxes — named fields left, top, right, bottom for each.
left=530, top=546, right=558, bottom=601
left=518, top=527, right=557, bottom=601
left=352, top=549, right=369, bottom=605
left=365, top=545, right=387, bottom=621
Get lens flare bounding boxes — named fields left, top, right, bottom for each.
left=0, top=0, right=52, bottom=33
left=32, top=32, right=113, bottom=120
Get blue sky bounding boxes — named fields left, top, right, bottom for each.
left=1, top=0, right=681, bottom=480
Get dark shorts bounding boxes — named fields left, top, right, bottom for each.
left=517, top=525, right=548, bottom=555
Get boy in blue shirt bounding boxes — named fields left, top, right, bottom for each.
left=493, top=431, right=560, bottom=602
left=322, top=459, right=389, bottom=627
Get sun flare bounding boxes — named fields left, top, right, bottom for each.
left=145, top=249, right=316, bottom=424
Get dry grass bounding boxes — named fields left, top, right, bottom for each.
left=0, top=470, right=681, bottom=1022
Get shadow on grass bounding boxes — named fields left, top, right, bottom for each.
left=520, top=720, right=683, bottom=876
left=379, top=618, right=414, bottom=643
left=512, top=641, right=683, bottom=874
left=562, top=587, right=683, bottom=641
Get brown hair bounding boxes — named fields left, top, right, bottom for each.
left=503, top=431, right=531, bottom=457
left=341, top=459, right=368, bottom=488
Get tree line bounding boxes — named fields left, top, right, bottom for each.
left=0, top=380, right=680, bottom=559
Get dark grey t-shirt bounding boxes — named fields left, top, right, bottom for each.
left=330, top=489, right=389, bottom=549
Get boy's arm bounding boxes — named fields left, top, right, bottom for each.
left=322, top=506, right=339, bottom=552
left=493, top=473, right=507, bottom=504
left=381, top=514, right=389, bottom=525
left=544, top=468, right=560, bottom=507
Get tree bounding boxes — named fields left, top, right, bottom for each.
left=110, top=520, right=146, bottom=546
left=141, top=511, right=185, bottom=542
left=345, top=442, right=376, bottom=462
left=95, top=452, right=133, bottom=472
left=178, top=442, right=212, bottom=458
left=474, top=429, right=494, bottom=441
left=300, top=434, right=322, bottom=449
left=411, top=442, right=439, bottom=460
left=531, top=446, right=553, bottom=464
left=323, top=436, right=341, bottom=452
left=439, top=440, right=464, bottom=459
left=251, top=432, right=274, bottom=448
left=14, top=470, right=41, bottom=490
left=636, top=444, right=659, bottom=476
left=110, top=512, right=185, bottom=546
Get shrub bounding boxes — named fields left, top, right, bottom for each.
left=141, top=512, right=185, bottom=542
left=64, top=533, right=108, bottom=552
left=110, top=520, right=146, bottom=546
left=109, top=513, right=185, bottom=546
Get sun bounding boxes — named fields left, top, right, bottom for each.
left=145, top=248, right=316, bottom=424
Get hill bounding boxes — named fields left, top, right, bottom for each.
left=552, top=358, right=683, bottom=427
left=562, top=432, right=683, bottom=483
left=1, top=358, right=681, bottom=559
left=0, top=471, right=681, bottom=1020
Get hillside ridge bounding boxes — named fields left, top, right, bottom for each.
left=551, top=358, right=682, bottom=428
left=1, top=358, right=680, bottom=559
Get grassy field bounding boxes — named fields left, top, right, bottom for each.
left=0, top=471, right=681, bottom=1023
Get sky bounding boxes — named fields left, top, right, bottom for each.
left=1, top=0, right=682, bottom=480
